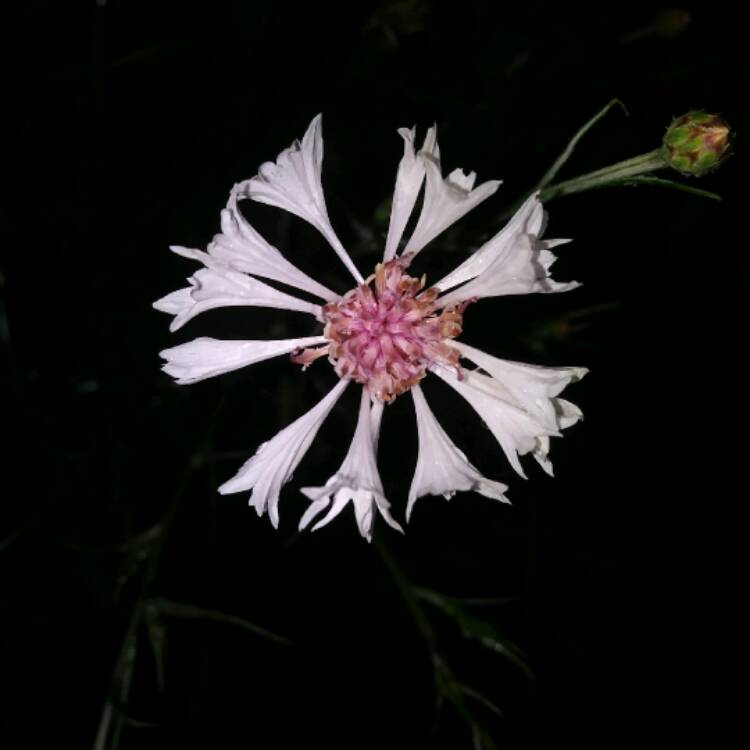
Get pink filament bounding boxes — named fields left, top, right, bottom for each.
left=294, top=256, right=464, bottom=402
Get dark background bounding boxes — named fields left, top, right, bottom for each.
left=2, top=1, right=742, bottom=748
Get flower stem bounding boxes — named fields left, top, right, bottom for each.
left=538, top=148, right=666, bottom=202
left=374, top=537, right=437, bottom=652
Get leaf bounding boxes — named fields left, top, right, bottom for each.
left=612, top=175, right=722, bottom=201
left=433, top=654, right=501, bottom=750
left=536, top=99, right=629, bottom=189
left=415, top=587, right=534, bottom=682
left=152, top=598, right=292, bottom=646
left=144, top=603, right=167, bottom=693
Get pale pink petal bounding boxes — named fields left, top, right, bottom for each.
left=153, top=263, right=321, bottom=332
left=430, top=342, right=585, bottom=477
left=299, top=387, right=403, bottom=541
left=431, top=365, right=557, bottom=478
left=370, top=400, right=384, bottom=450
left=527, top=397, right=583, bottom=477
left=437, top=226, right=579, bottom=308
left=556, top=398, right=583, bottom=429
left=436, top=192, right=549, bottom=291
left=233, top=114, right=364, bottom=283
left=298, top=496, right=331, bottom=531
left=153, top=288, right=192, bottom=317
left=206, top=191, right=337, bottom=301
left=218, top=378, right=350, bottom=529
left=160, top=335, right=328, bottom=385
left=452, top=342, right=587, bottom=433
left=383, top=126, right=438, bottom=261
left=401, top=136, right=501, bottom=257
left=407, top=385, right=509, bottom=521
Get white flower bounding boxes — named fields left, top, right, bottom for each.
left=155, top=115, right=587, bottom=540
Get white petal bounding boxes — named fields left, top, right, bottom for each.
left=401, top=138, right=501, bottom=257
left=556, top=398, right=583, bottom=429
left=299, top=388, right=403, bottom=541
left=218, top=378, right=349, bottom=529
left=298, top=496, right=331, bottom=531
left=159, top=335, right=328, bottom=385
left=206, top=191, right=337, bottom=301
left=153, top=263, right=321, bottom=332
left=452, top=341, right=588, bottom=433
left=407, top=385, right=509, bottom=521
left=437, top=229, right=579, bottom=308
left=152, top=287, right=192, bottom=316
left=233, top=114, right=363, bottom=283
left=533, top=436, right=554, bottom=476
left=383, top=126, right=438, bottom=261
left=437, top=192, right=547, bottom=291
left=166, top=244, right=212, bottom=266
left=431, top=364, right=560, bottom=478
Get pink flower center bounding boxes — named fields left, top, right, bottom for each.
left=293, top=257, right=464, bottom=402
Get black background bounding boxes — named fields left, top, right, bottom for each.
left=2, top=1, right=742, bottom=748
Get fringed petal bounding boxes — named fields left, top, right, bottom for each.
left=383, top=126, right=438, bottom=261
left=407, top=385, right=509, bottom=520
left=160, top=335, right=328, bottom=384
left=437, top=192, right=548, bottom=291
left=430, top=348, right=585, bottom=478
left=153, top=263, right=321, bottom=332
left=452, top=341, right=587, bottom=433
left=218, top=378, right=350, bottom=528
left=206, top=191, right=337, bottom=301
left=233, top=114, right=364, bottom=282
left=401, top=133, right=501, bottom=258
left=299, top=388, right=402, bottom=541
left=436, top=196, right=579, bottom=307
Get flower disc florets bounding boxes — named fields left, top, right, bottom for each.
left=294, top=256, right=464, bottom=402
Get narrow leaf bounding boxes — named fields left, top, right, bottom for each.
left=614, top=175, right=722, bottom=201
left=153, top=598, right=292, bottom=646
left=537, top=99, right=629, bottom=189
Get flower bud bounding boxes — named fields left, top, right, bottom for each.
left=662, top=111, right=731, bottom=176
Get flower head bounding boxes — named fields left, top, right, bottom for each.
left=155, top=115, right=587, bottom=540
left=662, top=110, right=731, bottom=176
left=297, top=254, right=464, bottom=403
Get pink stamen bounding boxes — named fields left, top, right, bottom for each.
left=295, top=256, right=464, bottom=402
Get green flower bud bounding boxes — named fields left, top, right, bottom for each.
left=662, top=111, right=731, bottom=176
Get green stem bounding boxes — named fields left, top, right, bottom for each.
left=374, top=537, right=436, bottom=652
left=536, top=98, right=628, bottom=190
left=539, top=148, right=666, bottom=202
